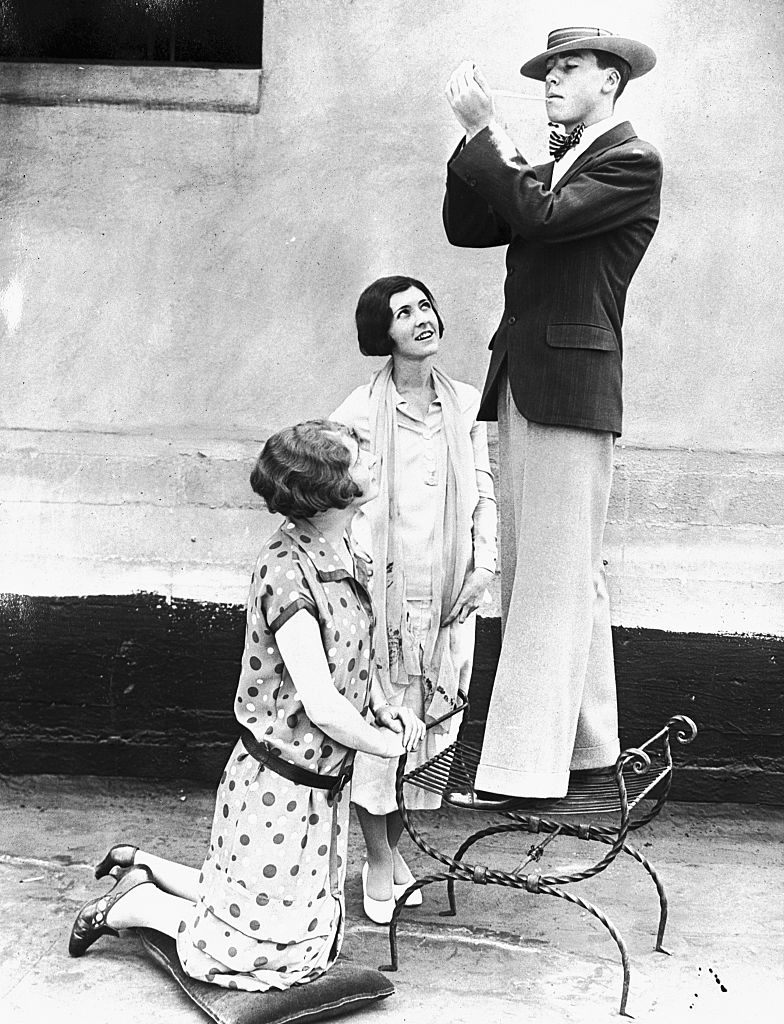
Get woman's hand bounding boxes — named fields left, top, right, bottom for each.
left=277, top=611, right=414, bottom=759
left=375, top=705, right=426, bottom=752
left=442, top=567, right=494, bottom=625
left=376, top=728, right=406, bottom=759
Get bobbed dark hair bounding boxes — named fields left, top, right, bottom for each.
left=355, top=275, right=444, bottom=357
left=250, top=419, right=362, bottom=519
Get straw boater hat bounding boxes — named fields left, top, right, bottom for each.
left=520, top=26, right=656, bottom=81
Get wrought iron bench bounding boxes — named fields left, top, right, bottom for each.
left=380, top=702, right=698, bottom=1017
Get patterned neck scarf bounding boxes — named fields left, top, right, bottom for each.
left=365, top=360, right=478, bottom=726
left=548, top=121, right=586, bottom=161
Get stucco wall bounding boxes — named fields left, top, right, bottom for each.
left=1, top=0, right=783, bottom=637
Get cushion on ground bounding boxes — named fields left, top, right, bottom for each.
left=138, top=928, right=394, bottom=1024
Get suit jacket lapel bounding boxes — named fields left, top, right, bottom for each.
left=552, top=121, right=637, bottom=192
left=535, top=162, right=554, bottom=189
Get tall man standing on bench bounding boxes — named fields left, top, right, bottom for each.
left=443, top=28, right=663, bottom=799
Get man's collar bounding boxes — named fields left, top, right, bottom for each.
left=550, top=117, right=637, bottom=191
left=575, top=111, right=627, bottom=150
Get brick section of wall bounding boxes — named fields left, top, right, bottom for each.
left=0, top=595, right=781, bottom=803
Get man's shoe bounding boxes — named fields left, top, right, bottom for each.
left=94, top=843, right=138, bottom=880
left=446, top=789, right=515, bottom=809
left=570, top=766, right=616, bottom=778
left=68, top=864, right=153, bottom=957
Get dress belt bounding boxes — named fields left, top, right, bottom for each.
left=239, top=727, right=353, bottom=798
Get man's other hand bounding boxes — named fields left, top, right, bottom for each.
left=445, top=60, right=495, bottom=140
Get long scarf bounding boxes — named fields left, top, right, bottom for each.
left=365, top=359, right=478, bottom=726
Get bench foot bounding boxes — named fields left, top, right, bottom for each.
left=620, top=840, right=670, bottom=950
left=380, top=873, right=454, bottom=972
left=539, top=883, right=632, bottom=1017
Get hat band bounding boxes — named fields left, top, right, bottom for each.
left=546, top=27, right=612, bottom=49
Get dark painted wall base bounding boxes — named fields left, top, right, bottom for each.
left=1, top=595, right=782, bottom=803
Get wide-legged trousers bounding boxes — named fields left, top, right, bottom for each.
left=474, top=375, right=620, bottom=798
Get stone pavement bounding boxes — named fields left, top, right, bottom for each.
left=1, top=775, right=782, bottom=1024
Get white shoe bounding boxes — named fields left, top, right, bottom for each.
left=361, top=862, right=395, bottom=924
left=393, top=877, right=423, bottom=906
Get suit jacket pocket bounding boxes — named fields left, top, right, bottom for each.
left=546, top=323, right=617, bottom=350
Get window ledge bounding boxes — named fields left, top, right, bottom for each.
left=0, top=61, right=261, bottom=112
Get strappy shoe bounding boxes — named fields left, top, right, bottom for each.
left=94, top=843, right=138, bottom=880
left=68, top=864, right=153, bottom=957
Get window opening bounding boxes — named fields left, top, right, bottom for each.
left=0, top=0, right=263, bottom=68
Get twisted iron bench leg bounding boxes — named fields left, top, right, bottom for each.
left=380, top=873, right=456, bottom=972
left=586, top=828, right=671, bottom=954
left=388, top=715, right=697, bottom=1016
left=538, top=883, right=633, bottom=1017
left=444, top=822, right=531, bottom=916
left=382, top=869, right=633, bottom=1016
left=621, top=841, right=670, bottom=953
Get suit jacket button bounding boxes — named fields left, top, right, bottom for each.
left=467, top=177, right=477, bottom=187
left=508, top=315, right=517, bottom=325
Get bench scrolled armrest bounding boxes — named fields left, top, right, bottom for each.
left=617, top=747, right=652, bottom=776
left=667, top=715, right=698, bottom=746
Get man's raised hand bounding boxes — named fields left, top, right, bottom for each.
left=445, top=60, right=495, bottom=140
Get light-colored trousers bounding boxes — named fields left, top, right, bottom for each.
left=474, top=376, right=620, bottom=798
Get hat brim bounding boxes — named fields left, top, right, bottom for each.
left=520, top=36, right=656, bottom=81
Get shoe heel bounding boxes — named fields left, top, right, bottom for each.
left=94, top=854, right=113, bottom=880
left=94, top=844, right=137, bottom=880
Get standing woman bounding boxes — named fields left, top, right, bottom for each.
left=331, top=276, right=497, bottom=923
left=68, top=419, right=424, bottom=990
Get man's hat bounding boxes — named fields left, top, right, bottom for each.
left=520, top=26, right=656, bottom=81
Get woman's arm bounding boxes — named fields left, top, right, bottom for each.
left=328, top=387, right=371, bottom=441
left=443, top=417, right=498, bottom=625
left=276, top=610, right=416, bottom=757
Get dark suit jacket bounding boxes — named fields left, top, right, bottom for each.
left=443, top=121, right=663, bottom=434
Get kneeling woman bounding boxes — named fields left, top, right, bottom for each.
left=68, top=419, right=424, bottom=991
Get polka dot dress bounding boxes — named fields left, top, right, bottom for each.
left=177, top=519, right=375, bottom=991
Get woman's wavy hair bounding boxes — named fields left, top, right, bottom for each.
left=250, top=419, right=362, bottom=519
left=355, top=275, right=444, bottom=357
